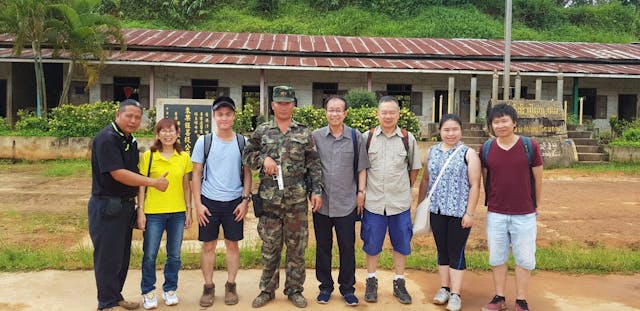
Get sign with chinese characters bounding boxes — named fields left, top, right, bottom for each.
left=163, top=104, right=210, bottom=153
left=492, top=99, right=566, bottom=137
left=155, top=99, right=214, bottom=154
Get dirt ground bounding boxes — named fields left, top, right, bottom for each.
left=1, top=164, right=639, bottom=250
left=0, top=164, right=639, bottom=310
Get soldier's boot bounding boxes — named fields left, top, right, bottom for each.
left=252, top=291, right=274, bottom=308
left=288, top=292, right=307, bottom=308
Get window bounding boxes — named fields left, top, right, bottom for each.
left=242, top=85, right=260, bottom=108
left=114, top=77, right=140, bottom=102
left=312, top=82, right=339, bottom=108
left=386, top=84, right=412, bottom=109
left=69, top=81, right=89, bottom=105
left=192, top=79, right=218, bottom=99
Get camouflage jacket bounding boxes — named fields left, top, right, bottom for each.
left=243, top=119, right=323, bottom=205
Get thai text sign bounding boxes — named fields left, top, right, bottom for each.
left=493, top=99, right=566, bottom=137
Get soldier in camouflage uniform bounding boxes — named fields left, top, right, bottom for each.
left=243, top=86, right=323, bottom=309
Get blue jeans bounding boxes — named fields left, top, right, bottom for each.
left=141, top=212, right=186, bottom=294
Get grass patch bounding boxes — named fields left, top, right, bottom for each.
left=565, top=162, right=640, bottom=175
left=1, top=241, right=638, bottom=273
left=41, top=159, right=91, bottom=177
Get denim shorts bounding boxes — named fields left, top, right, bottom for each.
left=486, top=211, right=537, bottom=270
left=360, top=209, right=412, bottom=256
left=198, top=196, right=244, bottom=242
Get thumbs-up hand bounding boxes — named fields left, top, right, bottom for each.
left=154, top=171, right=169, bottom=192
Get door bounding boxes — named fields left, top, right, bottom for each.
left=619, top=94, right=638, bottom=122
left=0, top=80, right=6, bottom=118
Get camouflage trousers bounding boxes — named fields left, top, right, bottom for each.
left=257, top=200, right=309, bottom=295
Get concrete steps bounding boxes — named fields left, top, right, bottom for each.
left=567, top=129, right=609, bottom=162
left=462, top=123, right=489, bottom=152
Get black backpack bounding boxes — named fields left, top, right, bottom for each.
left=201, top=132, right=246, bottom=183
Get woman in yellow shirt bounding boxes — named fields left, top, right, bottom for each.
left=137, top=118, right=193, bottom=309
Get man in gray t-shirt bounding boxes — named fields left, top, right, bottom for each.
left=311, top=96, right=369, bottom=306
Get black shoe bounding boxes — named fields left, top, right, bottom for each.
left=393, top=279, right=412, bottom=304
left=364, top=277, right=378, bottom=303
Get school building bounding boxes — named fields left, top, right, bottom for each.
left=1, top=29, right=639, bottom=136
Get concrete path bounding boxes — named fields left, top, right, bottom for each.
left=0, top=269, right=638, bottom=311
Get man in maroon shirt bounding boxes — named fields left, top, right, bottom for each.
left=480, top=104, right=543, bottom=311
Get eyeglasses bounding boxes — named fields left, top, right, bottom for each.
left=159, top=129, right=177, bottom=135
left=326, top=109, right=344, bottom=114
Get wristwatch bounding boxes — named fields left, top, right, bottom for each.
left=241, top=194, right=252, bottom=201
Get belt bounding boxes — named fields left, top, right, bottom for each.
left=95, top=195, right=136, bottom=203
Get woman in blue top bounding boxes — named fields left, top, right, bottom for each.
left=417, top=114, right=481, bottom=311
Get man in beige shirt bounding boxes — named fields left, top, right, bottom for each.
left=361, top=96, right=422, bottom=305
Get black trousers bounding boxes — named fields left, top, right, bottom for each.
left=430, top=212, right=471, bottom=270
left=312, top=210, right=356, bottom=295
left=88, top=196, right=135, bottom=309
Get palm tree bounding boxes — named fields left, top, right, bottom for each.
left=49, top=0, right=125, bottom=106
left=0, top=0, right=56, bottom=117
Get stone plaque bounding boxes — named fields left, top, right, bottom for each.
left=492, top=99, right=566, bottom=137
left=491, top=99, right=576, bottom=167
left=163, top=104, right=211, bottom=153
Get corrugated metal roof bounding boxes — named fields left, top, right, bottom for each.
left=1, top=29, right=639, bottom=76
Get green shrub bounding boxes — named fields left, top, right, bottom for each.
left=345, top=107, right=379, bottom=133
left=622, top=128, right=640, bottom=142
left=0, top=117, right=10, bottom=134
left=345, top=89, right=377, bottom=108
left=293, top=106, right=328, bottom=131
left=345, top=107, right=421, bottom=137
left=14, top=110, right=50, bottom=136
left=48, top=102, right=119, bottom=137
left=233, top=97, right=258, bottom=134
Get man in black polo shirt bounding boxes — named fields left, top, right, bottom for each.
left=88, top=99, right=169, bottom=311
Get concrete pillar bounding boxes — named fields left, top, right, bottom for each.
left=470, top=75, right=477, bottom=123
left=535, top=78, right=542, bottom=100
left=448, top=76, right=455, bottom=114
left=492, top=70, right=499, bottom=101
left=367, top=72, right=372, bottom=92
left=260, top=69, right=266, bottom=117
left=514, top=72, right=521, bottom=99
left=557, top=70, right=564, bottom=104
left=149, top=66, right=155, bottom=109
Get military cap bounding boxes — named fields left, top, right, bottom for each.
left=273, top=86, right=295, bottom=102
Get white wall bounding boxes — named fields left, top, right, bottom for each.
left=87, top=63, right=640, bottom=133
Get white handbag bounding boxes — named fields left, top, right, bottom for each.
left=413, top=146, right=463, bottom=235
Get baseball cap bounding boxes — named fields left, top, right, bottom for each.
left=273, top=86, right=295, bottom=102
left=211, top=96, right=236, bottom=111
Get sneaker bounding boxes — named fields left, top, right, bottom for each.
left=288, top=292, right=307, bottom=308
left=199, top=284, right=215, bottom=307
left=117, top=299, right=140, bottom=310
left=393, top=279, right=412, bottom=304
left=224, top=281, right=239, bottom=305
left=316, top=291, right=331, bottom=304
left=252, top=291, right=275, bottom=308
left=433, top=287, right=450, bottom=305
left=364, top=277, right=378, bottom=302
left=515, top=299, right=531, bottom=311
left=482, top=295, right=507, bottom=311
left=162, top=291, right=179, bottom=306
left=343, top=293, right=359, bottom=306
left=141, top=292, right=158, bottom=310
left=446, top=293, right=462, bottom=311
